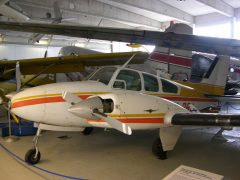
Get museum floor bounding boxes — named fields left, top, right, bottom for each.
left=0, top=127, right=239, bottom=179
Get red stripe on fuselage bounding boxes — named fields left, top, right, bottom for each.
left=150, top=52, right=192, bottom=68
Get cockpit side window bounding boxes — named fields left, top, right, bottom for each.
left=161, top=79, right=178, bottom=93
left=115, top=70, right=141, bottom=91
left=143, top=73, right=159, bottom=92
left=89, top=67, right=117, bottom=85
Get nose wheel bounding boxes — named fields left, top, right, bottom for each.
left=25, top=127, right=42, bottom=165
left=25, top=149, right=41, bottom=165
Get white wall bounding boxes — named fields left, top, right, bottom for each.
left=0, top=44, right=62, bottom=60
left=195, top=13, right=232, bottom=27
left=194, top=23, right=232, bottom=38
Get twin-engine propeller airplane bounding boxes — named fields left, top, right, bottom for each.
left=9, top=54, right=240, bottom=164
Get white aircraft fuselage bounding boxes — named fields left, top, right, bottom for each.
left=11, top=67, right=219, bottom=129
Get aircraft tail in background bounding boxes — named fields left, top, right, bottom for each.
left=148, top=23, right=193, bottom=80
left=200, top=55, right=230, bottom=95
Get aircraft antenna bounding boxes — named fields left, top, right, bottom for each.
left=120, top=52, right=137, bottom=69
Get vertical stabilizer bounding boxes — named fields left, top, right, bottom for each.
left=201, top=55, right=230, bottom=95
left=149, top=23, right=193, bottom=80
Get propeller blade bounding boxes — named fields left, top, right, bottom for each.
left=10, top=113, right=20, bottom=124
left=62, top=91, right=82, bottom=105
left=15, top=62, right=21, bottom=92
left=68, top=96, right=103, bottom=120
left=3, top=104, right=20, bottom=123
left=93, top=110, right=132, bottom=135
left=44, top=50, right=48, bottom=58
left=0, top=89, right=6, bottom=104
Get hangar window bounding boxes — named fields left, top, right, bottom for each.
left=114, top=70, right=141, bottom=91
left=89, top=67, right=117, bottom=85
left=143, top=73, right=159, bottom=92
left=161, top=79, right=178, bottom=93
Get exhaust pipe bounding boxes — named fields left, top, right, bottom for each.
left=172, top=113, right=240, bottom=126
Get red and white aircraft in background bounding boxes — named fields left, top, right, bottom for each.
left=9, top=54, right=240, bottom=164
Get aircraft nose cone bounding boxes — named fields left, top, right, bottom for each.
left=11, top=86, right=45, bottom=122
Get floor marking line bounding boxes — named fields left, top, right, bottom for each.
left=0, top=143, right=85, bottom=180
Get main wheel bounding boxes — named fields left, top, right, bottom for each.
left=25, top=149, right=41, bottom=165
left=152, top=138, right=167, bottom=160
left=82, top=127, right=94, bottom=135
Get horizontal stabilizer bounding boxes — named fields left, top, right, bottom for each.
left=172, top=113, right=240, bottom=126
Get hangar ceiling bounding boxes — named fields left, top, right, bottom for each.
left=0, top=0, right=240, bottom=50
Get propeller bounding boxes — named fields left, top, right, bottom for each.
left=15, top=61, right=21, bottom=92
left=62, top=91, right=132, bottom=135
left=2, top=101, right=20, bottom=124
left=0, top=62, right=22, bottom=124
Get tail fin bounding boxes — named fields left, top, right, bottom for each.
left=149, top=23, right=192, bottom=79
left=201, top=55, right=230, bottom=95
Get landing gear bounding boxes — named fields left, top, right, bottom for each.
left=25, top=149, right=41, bottom=165
left=25, top=127, right=42, bottom=165
left=152, top=138, right=167, bottom=160
left=82, top=127, right=93, bottom=135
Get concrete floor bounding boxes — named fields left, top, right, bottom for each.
left=0, top=127, right=240, bottom=180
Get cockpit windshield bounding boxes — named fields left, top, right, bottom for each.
left=89, top=67, right=117, bottom=85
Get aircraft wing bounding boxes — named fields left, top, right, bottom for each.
left=0, top=51, right=148, bottom=75
left=0, top=21, right=240, bottom=57
left=172, top=113, right=240, bottom=126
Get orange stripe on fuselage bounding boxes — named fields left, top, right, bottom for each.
left=12, top=95, right=91, bottom=108
left=12, top=96, right=63, bottom=108
left=12, top=94, right=216, bottom=109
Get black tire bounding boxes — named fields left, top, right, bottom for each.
left=82, top=127, right=94, bottom=135
left=152, top=138, right=167, bottom=160
left=25, top=149, right=41, bottom=165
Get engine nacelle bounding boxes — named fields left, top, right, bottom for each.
left=68, top=92, right=188, bottom=126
